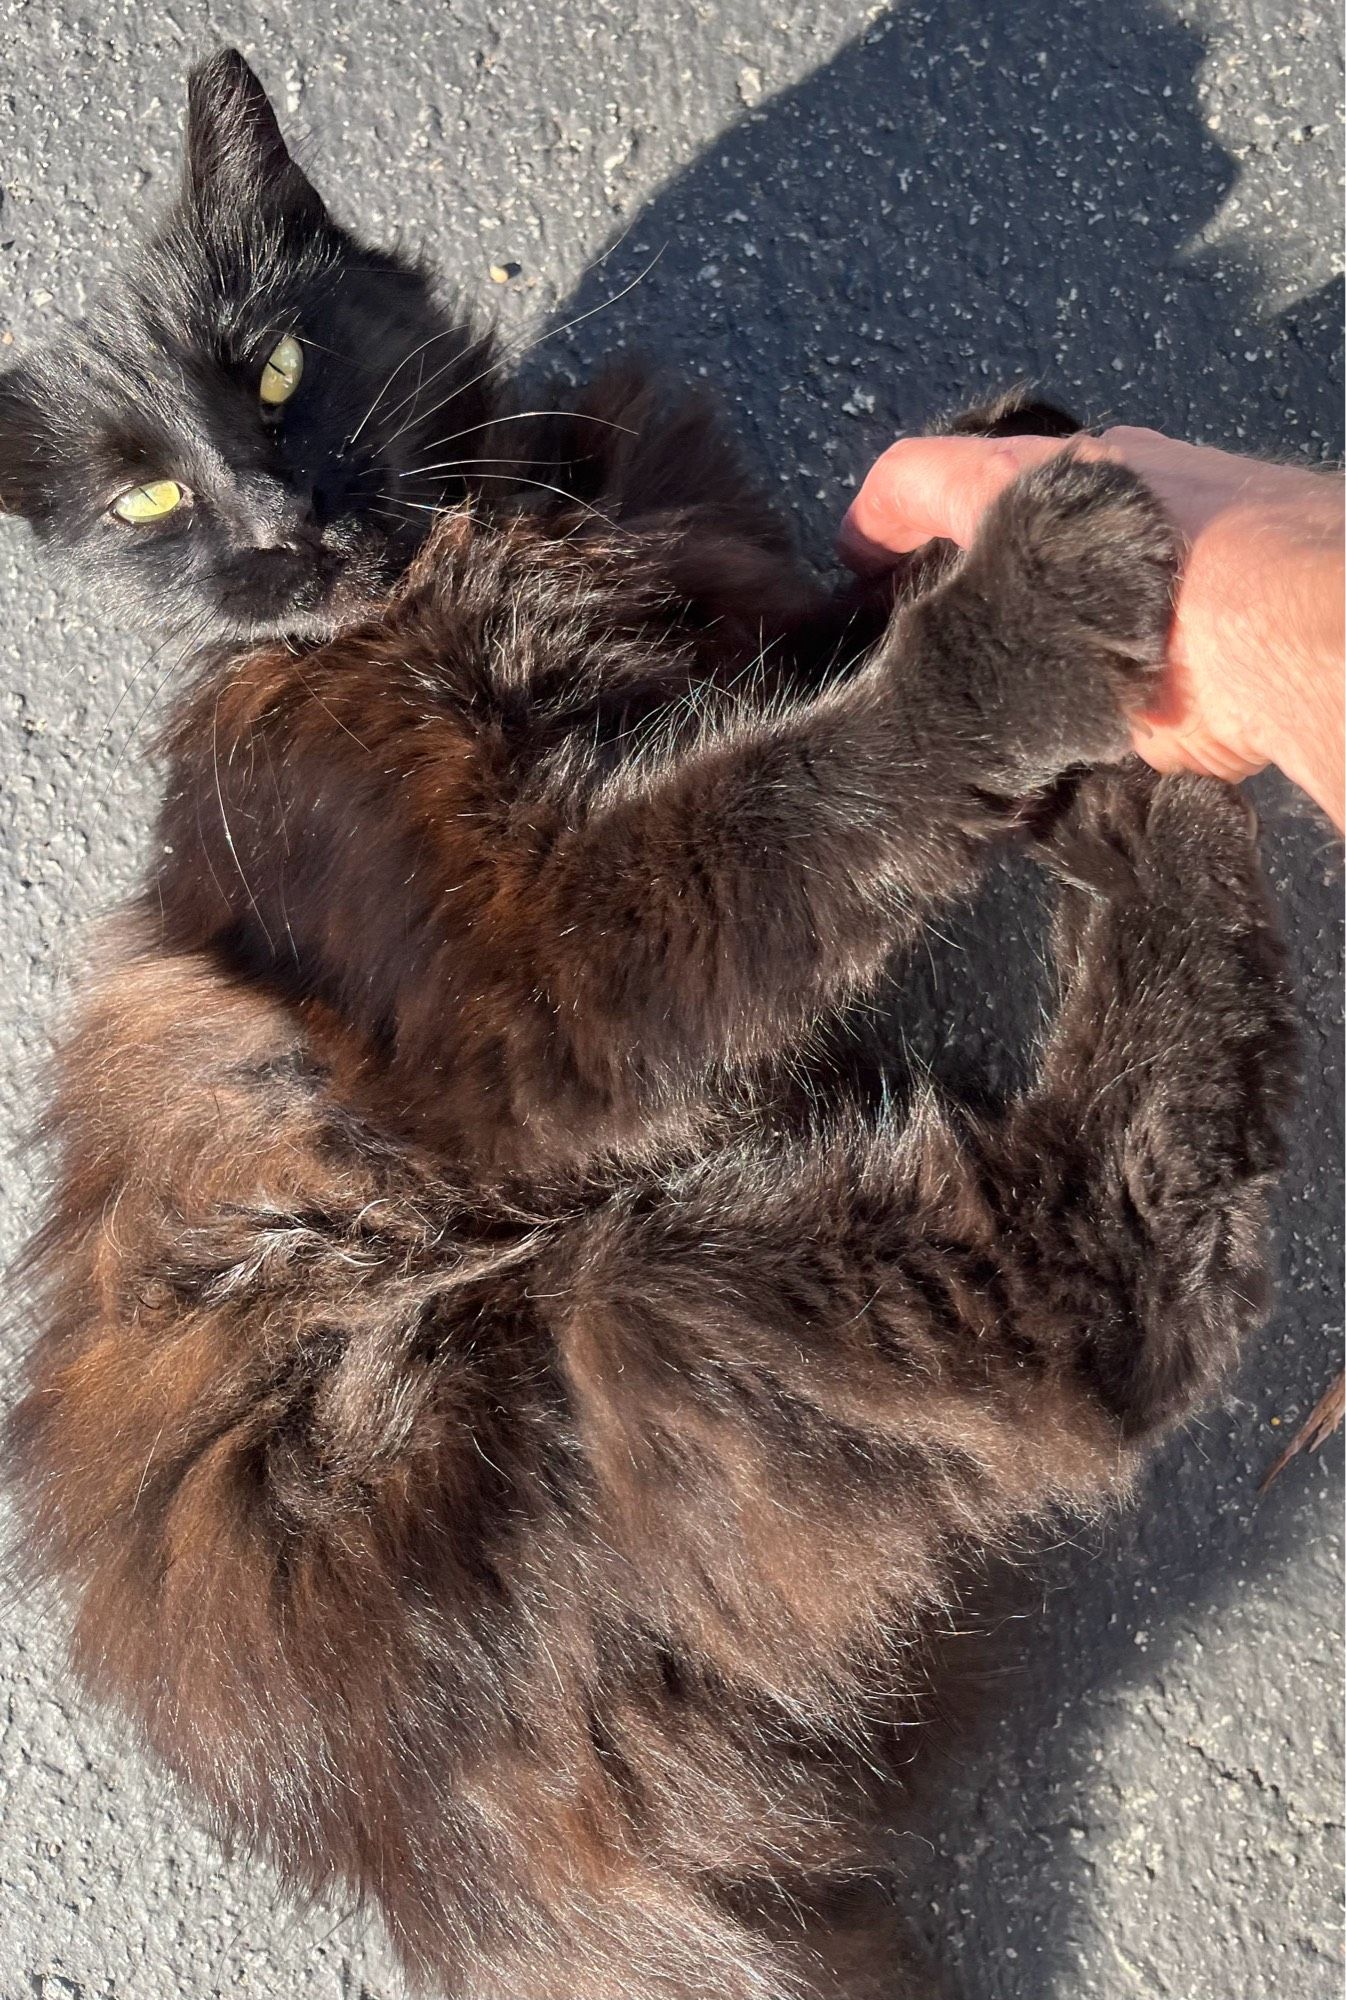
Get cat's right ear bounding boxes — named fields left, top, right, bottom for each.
left=0, top=369, right=51, bottom=520
left=183, top=49, right=328, bottom=228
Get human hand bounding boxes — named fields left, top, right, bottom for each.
left=839, top=426, right=1344, bottom=829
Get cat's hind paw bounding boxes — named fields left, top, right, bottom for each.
left=1036, top=761, right=1261, bottom=911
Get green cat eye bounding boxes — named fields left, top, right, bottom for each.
left=109, top=479, right=188, bottom=524
left=260, top=333, right=304, bottom=408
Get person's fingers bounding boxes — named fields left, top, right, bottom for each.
left=1128, top=644, right=1265, bottom=782
left=1130, top=716, right=1265, bottom=785
left=1129, top=725, right=1206, bottom=776
left=837, top=432, right=1087, bottom=570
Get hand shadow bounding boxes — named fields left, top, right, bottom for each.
left=539, top=6, right=1343, bottom=1995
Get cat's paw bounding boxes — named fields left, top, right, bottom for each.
left=971, top=452, right=1178, bottom=773
left=999, top=453, right=1176, bottom=673
left=1037, top=761, right=1256, bottom=897
left=1038, top=762, right=1294, bottom=1167
left=1133, top=767, right=1266, bottom=910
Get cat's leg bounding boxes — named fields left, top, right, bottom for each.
left=775, top=386, right=1089, bottom=693
left=945, top=384, right=1082, bottom=440
left=534, top=454, right=1178, bottom=1078
left=531, top=773, right=1289, bottom=1985
left=156, top=453, right=1177, bottom=1163
left=988, top=761, right=1295, bottom=1435
left=554, top=764, right=1292, bottom=1669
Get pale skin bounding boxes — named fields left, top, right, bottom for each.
left=839, top=427, right=1345, bottom=831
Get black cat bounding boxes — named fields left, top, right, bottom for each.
left=1, top=50, right=1293, bottom=2000
left=0, top=52, right=501, bottom=642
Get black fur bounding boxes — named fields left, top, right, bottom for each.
left=0, top=49, right=496, bottom=641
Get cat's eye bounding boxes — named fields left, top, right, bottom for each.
left=259, top=333, right=304, bottom=410
left=109, top=479, right=189, bottom=524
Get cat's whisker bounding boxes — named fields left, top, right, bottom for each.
left=344, top=325, right=482, bottom=455
left=371, top=470, right=629, bottom=533
left=376, top=248, right=664, bottom=455
left=367, top=217, right=647, bottom=464
left=369, top=212, right=653, bottom=456
left=289, top=336, right=365, bottom=371
left=209, top=681, right=276, bottom=958
left=354, top=329, right=504, bottom=457
left=352, top=455, right=561, bottom=489
left=368, top=419, right=638, bottom=489
left=71, top=609, right=214, bottom=840
left=367, top=504, right=420, bottom=532
left=373, top=403, right=638, bottom=471
left=354, top=409, right=639, bottom=489
left=464, top=243, right=667, bottom=395
left=54, top=598, right=181, bottom=693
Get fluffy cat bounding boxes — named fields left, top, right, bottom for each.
left=0, top=53, right=497, bottom=642
left=1, top=51, right=1294, bottom=2000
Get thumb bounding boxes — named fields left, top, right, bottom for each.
left=838, top=432, right=1085, bottom=571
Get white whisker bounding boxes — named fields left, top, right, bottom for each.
left=373, top=471, right=628, bottom=533
left=365, top=408, right=638, bottom=487
left=376, top=247, right=665, bottom=456
left=211, top=685, right=275, bottom=956
left=344, top=325, right=483, bottom=453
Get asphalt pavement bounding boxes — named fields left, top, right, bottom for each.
left=0, top=3, right=1341, bottom=1996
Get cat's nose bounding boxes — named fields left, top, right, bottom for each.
left=260, top=522, right=321, bottom=556
left=239, top=481, right=320, bottom=554
left=253, top=509, right=320, bottom=556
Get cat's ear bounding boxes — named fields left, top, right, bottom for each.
left=0, top=369, right=52, bottom=520
left=183, top=49, right=327, bottom=226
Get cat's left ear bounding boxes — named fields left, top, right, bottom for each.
left=183, top=49, right=328, bottom=227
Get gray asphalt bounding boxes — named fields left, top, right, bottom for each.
left=0, top=3, right=1341, bottom=1997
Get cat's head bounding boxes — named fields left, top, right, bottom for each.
left=0, top=50, right=498, bottom=645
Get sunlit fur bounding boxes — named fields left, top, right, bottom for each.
left=3, top=52, right=1295, bottom=2000
left=0, top=51, right=496, bottom=642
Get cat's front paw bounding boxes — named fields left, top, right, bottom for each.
left=972, top=452, right=1178, bottom=776
left=1001, top=453, right=1176, bottom=675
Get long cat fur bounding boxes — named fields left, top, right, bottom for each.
left=2, top=50, right=1294, bottom=2000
